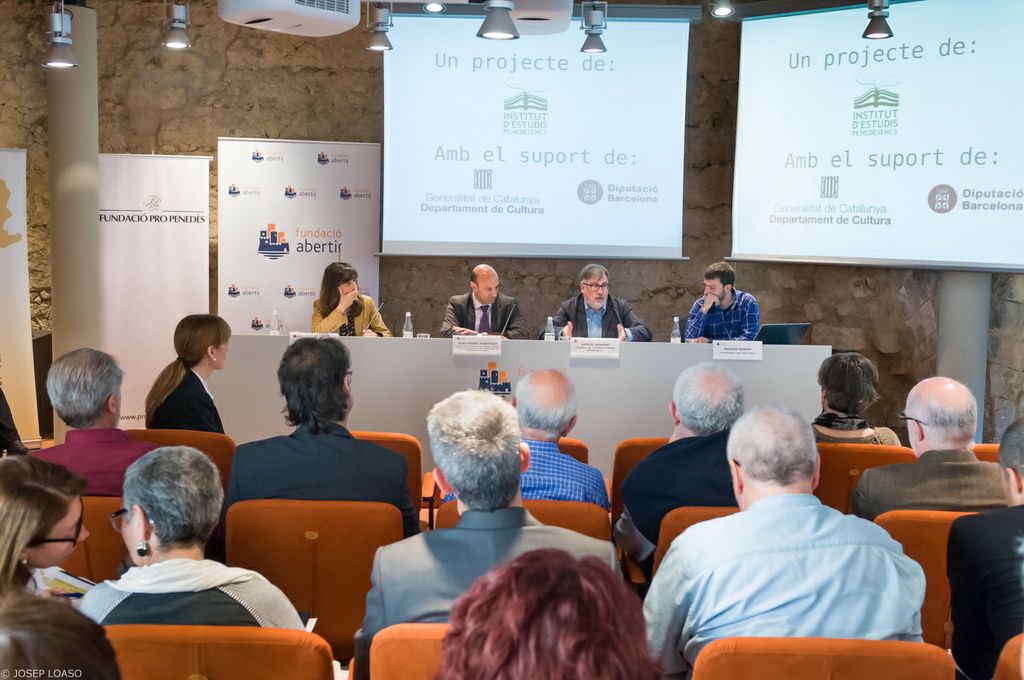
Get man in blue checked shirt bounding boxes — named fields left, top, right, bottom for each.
left=684, top=261, right=760, bottom=342
left=514, top=369, right=609, bottom=510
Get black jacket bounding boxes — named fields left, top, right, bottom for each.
left=224, top=423, right=419, bottom=538
left=150, top=370, right=224, bottom=434
left=549, top=293, right=652, bottom=341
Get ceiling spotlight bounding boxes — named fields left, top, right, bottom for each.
left=863, top=0, right=892, bottom=39
left=162, top=1, right=191, bottom=49
left=367, top=4, right=394, bottom=52
left=423, top=1, right=446, bottom=13
left=43, top=1, right=78, bottom=69
left=477, top=0, right=519, bottom=40
left=580, top=1, right=607, bottom=54
left=709, top=0, right=735, bottom=18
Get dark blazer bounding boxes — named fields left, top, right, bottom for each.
left=150, top=370, right=224, bottom=434
left=223, top=423, right=419, bottom=538
left=352, top=507, right=615, bottom=680
left=0, top=387, right=22, bottom=453
left=439, top=292, right=528, bottom=339
left=851, top=449, right=1006, bottom=520
left=549, top=293, right=652, bottom=341
left=948, top=505, right=1024, bottom=680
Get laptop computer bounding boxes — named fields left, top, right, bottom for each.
left=753, top=323, right=810, bottom=345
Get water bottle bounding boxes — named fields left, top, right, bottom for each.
left=403, top=311, right=414, bottom=338
left=269, top=310, right=281, bottom=336
left=670, top=316, right=681, bottom=344
left=544, top=316, right=555, bottom=341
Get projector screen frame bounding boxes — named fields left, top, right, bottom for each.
left=729, top=255, right=1024, bottom=275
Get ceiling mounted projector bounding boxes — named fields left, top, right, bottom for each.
left=218, top=0, right=359, bottom=37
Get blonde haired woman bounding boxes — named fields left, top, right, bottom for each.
left=312, top=262, right=391, bottom=336
left=0, top=457, right=88, bottom=594
left=146, top=314, right=231, bottom=433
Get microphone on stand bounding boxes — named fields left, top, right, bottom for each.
left=497, top=302, right=517, bottom=338
left=362, top=301, right=385, bottom=335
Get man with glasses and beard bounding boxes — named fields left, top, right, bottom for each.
left=549, top=263, right=651, bottom=341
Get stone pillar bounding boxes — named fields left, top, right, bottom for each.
left=48, top=4, right=100, bottom=442
left=936, top=270, right=991, bottom=442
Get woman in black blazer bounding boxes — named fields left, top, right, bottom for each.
left=145, top=315, right=231, bottom=434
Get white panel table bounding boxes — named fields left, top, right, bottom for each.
left=211, top=337, right=831, bottom=475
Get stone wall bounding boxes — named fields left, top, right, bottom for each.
left=1, top=0, right=1018, bottom=439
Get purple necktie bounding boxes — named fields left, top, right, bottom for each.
left=479, top=305, right=491, bottom=333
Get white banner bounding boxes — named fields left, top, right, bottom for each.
left=217, top=138, right=382, bottom=336
left=98, top=154, right=211, bottom=427
left=0, top=149, right=40, bottom=443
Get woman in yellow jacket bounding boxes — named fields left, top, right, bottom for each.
left=311, top=262, right=392, bottom=336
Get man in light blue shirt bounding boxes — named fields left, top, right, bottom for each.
left=645, top=405, right=925, bottom=679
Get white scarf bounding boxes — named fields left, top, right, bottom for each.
left=107, top=558, right=265, bottom=594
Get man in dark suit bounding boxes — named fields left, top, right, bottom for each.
left=352, top=389, right=615, bottom=680
left=438, top=264, right=528, bottom=339
left=550, top=263, right=652, bottom=341
left=614, top=362, right=743, bottom=577
left=852, top=377, right=1005, bottom=520
left=222, top=337, right=418, bottom=537
left=0, top=387, right=28, bottom=455
left=948, top=417, right=1024, bottom=680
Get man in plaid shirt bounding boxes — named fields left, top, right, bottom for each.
left=685, top=261, right=760, bottom=342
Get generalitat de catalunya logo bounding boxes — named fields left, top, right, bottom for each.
left=258, top=223, right=289, bottom=259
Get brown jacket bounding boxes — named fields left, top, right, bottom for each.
left=851, top=449, right=1006, bottom=520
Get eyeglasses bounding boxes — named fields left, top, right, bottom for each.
left=345, top=370, right=354, bottom=385
left=109, top=507, right=129, bottom=533
left=28, top=498, right=85, bottom=547
left=898, top=411, right=929, bottom=427
left=581, top=282, right=610, bottom=292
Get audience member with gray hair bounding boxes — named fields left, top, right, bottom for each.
left=947, top=415, right=1024, bottom=680
left=353, top=389, right=615, bottom=680
left=34, top=348, right=157, bottom=496
left=645, top=406, right=925, bottom=679
left=852, top=376, right=1005, bottom=520
left=513, top=370, right=608, bottom=509
left=80, top=446, right=302, bottom=629
left=615, top=362, right=743, bottom=574
left=548, top=263, right=652, bottom=341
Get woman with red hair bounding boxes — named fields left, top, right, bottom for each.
left=437, top=548, right=660, bottom=680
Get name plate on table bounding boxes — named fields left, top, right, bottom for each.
left=712, top=340, right=763, bottom=361
left=452, top=334, right=503, bottom=356
left=570, top=337, right=620, bottom=359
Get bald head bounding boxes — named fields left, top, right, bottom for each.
left=673, top=362, right=744, bottom=436
left=905, top=377, right=977, bottom=454
left=470, top=264, right=500, bottom=305
left=515, top=369, right=577, bottom=441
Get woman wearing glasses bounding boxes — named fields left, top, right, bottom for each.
left=80, top=446, right=302, bottom=628
left=0, top=456, right=88, bottom=594
left=311, top=262, right=391, bottom=336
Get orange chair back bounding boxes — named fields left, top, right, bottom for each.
left=875, top=509, right=972, bottom=648
left=435, top=499, right=611, bottom=541
left=226, top=500, right=404, bottom=660
left=814, top=443, right=915, bottom=513
left=973, top=443, right=999, bottom=463
left=653, top=506, right=739, bottom=575
left=106, top=624, right=334, bottom=680
left=994, top=633, right=1024, bottom=680
left=352, top=430, right=423, bottom=511
left=691, top=636, right=955, bottom=680
left=611, top=437, right=668, bottom=523
left=125, top=429, right=236, bottom=492
left=60, top=495, right=126, bottom=583
left=556, top=437, right=589, bottom=464
left=370, top=623, right=447, bottom=680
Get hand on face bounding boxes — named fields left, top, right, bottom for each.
left=336, top=282, right=359, bottom=312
